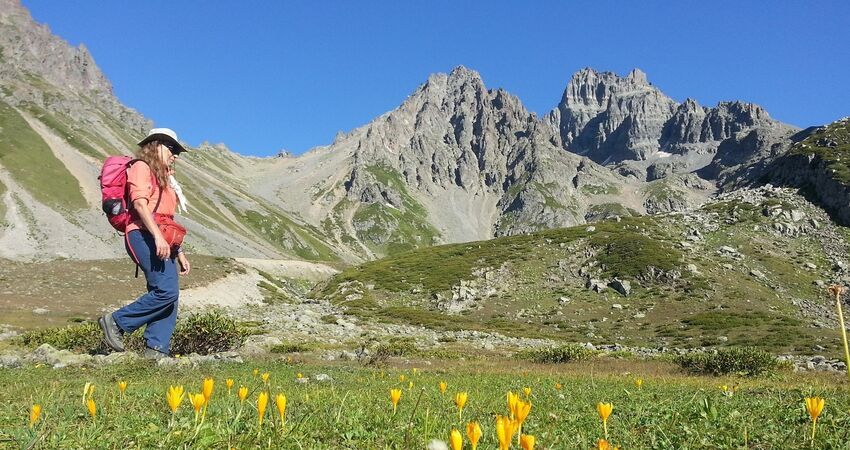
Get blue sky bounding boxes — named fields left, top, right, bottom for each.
left=24, top=0, right=850, bottom=157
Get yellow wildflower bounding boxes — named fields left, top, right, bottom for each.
left=635, top=378, right=643, bottom=389
left=203, top=378, right=214, bottom=402
left=449, top=429, right=463, bottom=450
left=86, top=398, right=96, bottom=419
left=276, top=393, right=287, bottom=429
left=466, top=421, right=482, bottom=450
left=439, top=381, right=447, bottom=394
left=226, top=378, right=234, bottom=394
left=520, top=434, right=535, bottom=450
left=238, top=386, right=248, bottom=402
left=257, top=392, right=269, bottom=428
left=118, top=381, right=128, bottom=397
left=523, top=387, right=531, bottom=398
left=455, top=392, right=468, bottom=419
left=166, top=385, right=184, bottom=413
left=189, top=393, right=205, bottom=416
left=261, top=372, right=270, bottom=383
left=496, top=415, right=517, bottom=450
left=29, top=404, right=41, bottom=428
left=390, top=388, right=402, bottom=414
left=805, top=396, right=825, bottom=441
left=597, top=402, right=613, bottom=438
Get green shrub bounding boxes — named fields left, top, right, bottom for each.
left=170, top=311, right=245, bottom=355
left=674, top=347, right=781, bottom=376
left=17, top=311, right=244, bottom=356
left=516, top=344, right=595, bottom=363
left=270, top=342, right=313, bottom=354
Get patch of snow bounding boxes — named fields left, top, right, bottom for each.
left=656, top=151, right=672, bottom=158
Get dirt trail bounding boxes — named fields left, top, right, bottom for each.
left=179, top=259, right=338, bottom=309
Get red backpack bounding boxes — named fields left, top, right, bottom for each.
left=99, top=155, right=139, bottom=232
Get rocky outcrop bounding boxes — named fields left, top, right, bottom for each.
left=0, top=0, right=149, bottom=134
left=765, top=118, right=850, bottom=225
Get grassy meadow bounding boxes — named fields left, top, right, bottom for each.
left=2, top=357, right=849, bottom=449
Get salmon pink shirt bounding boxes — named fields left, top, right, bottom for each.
left=126, top=161, right=177, bottom=234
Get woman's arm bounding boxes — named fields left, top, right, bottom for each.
left=132, top=198, right=171, bottom=260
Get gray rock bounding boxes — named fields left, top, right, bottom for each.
left=28, top=344, right=93, bottom=368
left=314, top=373, right=332, bottom=382
left=609, top=278, right=631, bottom=296
left=0, top=353, right=22, bottom=368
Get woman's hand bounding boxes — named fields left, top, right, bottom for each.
left=177, top=252, right=191, bottom=275
left=154, top=235, right=171, bottom=260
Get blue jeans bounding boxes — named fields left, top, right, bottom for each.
left=113, top=230, right=179, bottom=354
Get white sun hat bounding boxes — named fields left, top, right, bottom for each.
left=137, top=128, right=188, bottom=153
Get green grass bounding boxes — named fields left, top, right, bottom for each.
left=21, top=103, right=108, bottom=159
left=352, top=165, right=440, bottom=255
left=0, top=100, right=87, bottom=210
left=790, top=120, right=850, bottom=185
left=1, top=359, right=849, bottom=448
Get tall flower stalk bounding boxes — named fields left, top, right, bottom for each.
left=828, top=285, right=850, bottom=382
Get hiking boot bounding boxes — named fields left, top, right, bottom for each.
left=143, top=347, right=169, bottom=360
left=98, top=313, right=124, bottom=352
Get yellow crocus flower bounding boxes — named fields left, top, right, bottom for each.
left=455, top=392, right=468, bottom=419
left=635, top=378, right=643, bottom=389
left=29, top=404, right=42, bottom=428
left=253, top=368, right=259, bottom=377
left=203, top=378, right=214, bottom=402
left=118, top=381, right=128, bottom=397
left=82, top=382, right=94, bottom=407
left=276, top=393, right=287, bottom=429
left=523, top=387, right=531, bottom=398
left=390, top=388, right=402, bottom=414
left=86, top=398, right=96, bottom=419
left=296, top=372, right=303, bottom=379
left=805, top=396, right=826, bottom=442
left=449, top=428, right=463, bottom=450
left=261, top=372, right=270, bottom=383
left=597, top=439, right=611, bottom=450
left=466, top=421, right=482, bottom=450
left=507, top=391, right=520, bottom=418
left=520, top=434, right=535, bottom=450
left=399, top=374, right=406, bottom=383
left=238, top=386, right=248, bottom=402
left=166, top=385, right=184, bottom=413
left=496, top=415, right=516, bottom=450
left=597, top=402, right=613, bottom=438
left=554, top=382, right=562, bottom=391
left=226, top=378, right=234, bottom=393
left=257, top=392, right=269, bottom=428
left=189, top=392, right=206, bottom=421
left=439, top=381, right=447, bottom=394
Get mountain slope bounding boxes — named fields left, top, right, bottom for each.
left=0, top=0, right=350, bottom=263
left=316, top=186, right=850, bottom=355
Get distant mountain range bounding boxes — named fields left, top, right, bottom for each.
left=0, top=0, right=847, bottom=264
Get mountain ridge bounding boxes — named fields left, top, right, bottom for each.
left=1, top=0, right=847, bottom=265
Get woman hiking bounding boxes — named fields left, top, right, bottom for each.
left=98, top=128, right=190, bottom=360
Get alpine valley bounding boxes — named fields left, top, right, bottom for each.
left=1, top=0, right=849, bottom=359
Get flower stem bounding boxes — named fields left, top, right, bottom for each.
left=835, top=292, right=850, bottom=383
left=811, top=418, right=817, bottom=444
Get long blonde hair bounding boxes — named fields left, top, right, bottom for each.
left=136, top=141, right=170, bottom=188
